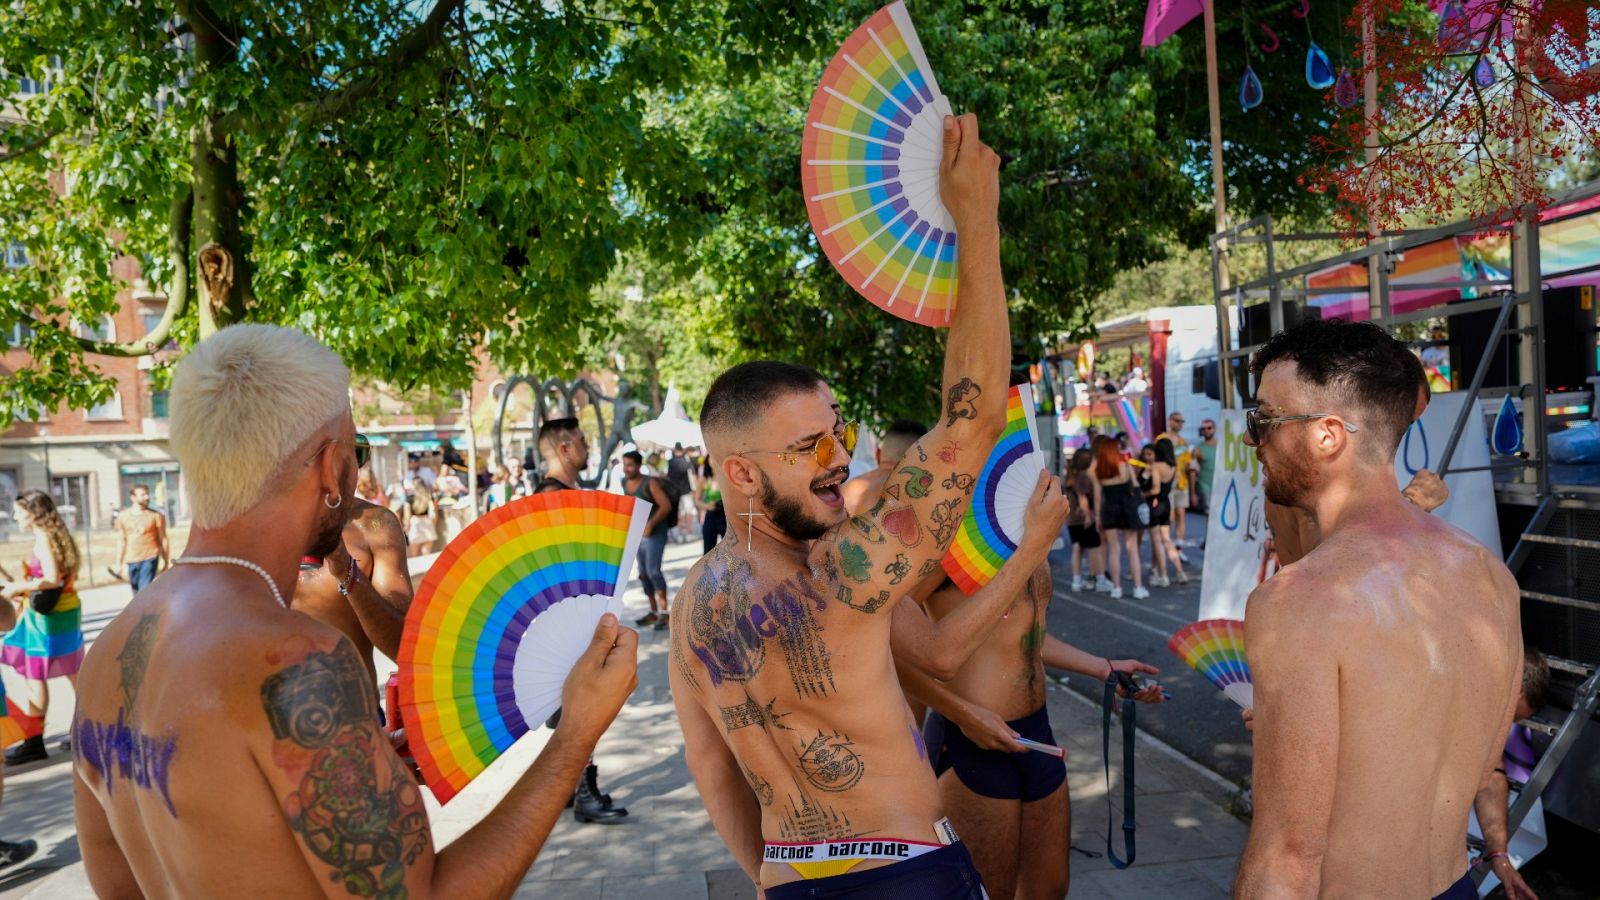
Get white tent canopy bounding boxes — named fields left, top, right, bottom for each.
left=631, top=386, right=703, bottom=449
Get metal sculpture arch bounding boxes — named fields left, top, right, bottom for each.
left=492, top=376, right=650, bottom=487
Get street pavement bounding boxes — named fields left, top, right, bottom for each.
left=1, top=529, right=1252, bottom=899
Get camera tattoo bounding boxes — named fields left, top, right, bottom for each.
left=262, top=642, right=429, bottom=898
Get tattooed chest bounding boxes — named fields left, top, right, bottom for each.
left=683, top=554, right=837, bottom=698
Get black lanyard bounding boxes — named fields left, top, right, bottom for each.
left=1102, top=672, right=1137, bottom=869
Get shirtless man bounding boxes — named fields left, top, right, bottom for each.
left=292, top=436, right=413, bottom=691
left=896, top=556, right=1164, bottom=899
left=72, top=324, right=637, bottom=899
left=842, top=419, right=927, bottom=515
left=116, top=486, right=169, bottom=595
left=1233, top=319, right=1522, bottom=900
left=671, top=113, right=1010, bottom=898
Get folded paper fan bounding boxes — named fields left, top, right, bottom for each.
left=943, top=384, right=1046, bottom=594
left=399, top=490, right=650, bottom=803
left=1167, top=619, right=1253, bottom=709
left=803, top=0, right=958, bottom=327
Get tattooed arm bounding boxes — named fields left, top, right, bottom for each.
left=254, top=616, right=635, bottom=899
left=889, top=488, right=1065, bottom=680
left=75, top=768, right=143, bottom=899
left=329, top=504, right=412, bottom=662
left=831, top=115, right=1012, bottom=614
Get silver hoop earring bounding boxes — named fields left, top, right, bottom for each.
left=324, top=493, right=343, bottom=510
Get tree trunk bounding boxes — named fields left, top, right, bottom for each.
left=189, top=11, right=249, bottom=337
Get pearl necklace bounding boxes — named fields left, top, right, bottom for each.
left=172, top=556, right=287, bottom=608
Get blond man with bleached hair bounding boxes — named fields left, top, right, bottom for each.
left=168, top=324, right=351, bottom=529
left=72, top=324, right=639, bottom=899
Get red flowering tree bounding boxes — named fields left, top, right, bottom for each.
left=1306, top=0, right=1600, bottom=232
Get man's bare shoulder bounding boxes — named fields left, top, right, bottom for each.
left=348, top=499, right=405, bottom=546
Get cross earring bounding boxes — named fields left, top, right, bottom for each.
left=735, top=493, right=765, bottom=551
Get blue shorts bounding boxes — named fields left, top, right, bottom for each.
left=765, top=842, right=986, bottom=899
left=1432, top=872, right=1474, bottom=900
left=924, top=705, right=1066, bottom=802
left=127, top=557, right=160, bottom=593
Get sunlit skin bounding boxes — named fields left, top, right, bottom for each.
left=1233, top=360, right=1523, bottom=900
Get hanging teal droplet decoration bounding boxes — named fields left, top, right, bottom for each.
left=1240, top=65, right=1264, bottom=111
left=1491, top=394, right=1523, bottom=456
left=1306, top=43, right=1336, bottom=90
left=1474, top=55, right=1495, bottom=87
left=1220, top=479, right=1242, bottom=531
left=1402, top=420, right=1430, bottom=476
left=1437, top=0, right=1472, bottom=53
left=1334, top=67, right=1359, bottom=108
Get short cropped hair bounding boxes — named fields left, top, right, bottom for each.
left=880, top=419, right=926, bottom=463
left=623, top=450, right=643, bottom=466
left=538, top=417, right=582, bottom=453
left=170, top=324, right=350, bottom=529
left=701, top=361, right=825, bottom=439
left=1522, top=646, right=1551, bottom=710
left=1250, top=318, right=1426, bottom=458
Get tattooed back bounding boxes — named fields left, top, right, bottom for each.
left=72, top=575, right=427, bottom=898
left=670, top=537, right=944, bottom=886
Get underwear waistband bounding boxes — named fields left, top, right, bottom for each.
left=764, top=818, right=960, bottom=880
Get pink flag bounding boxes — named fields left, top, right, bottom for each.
left=1143, top=0, right=1206, bottom=48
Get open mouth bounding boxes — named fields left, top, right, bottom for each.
left=812, top=468, right=848, bottom=508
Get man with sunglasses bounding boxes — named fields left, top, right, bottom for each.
left=292, top=432, right=417, bottom=694
left=1189, top=418, right=1217, bottom=514
left=1233, top=319, right=1522, bottom=900
left=671, top=113, right=1014, bottom=899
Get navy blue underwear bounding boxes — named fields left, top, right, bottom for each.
left=924, top=705, right=1066, bottom=802
left=1432, top=871, right=1474, bottom=900
left=765, top=842, right=987, bottom=899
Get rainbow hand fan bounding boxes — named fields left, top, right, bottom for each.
left=803, top=1, right=958, bottom=327
left=943, top=384, right=1046, bottom=594
left=1167, top=619, right=1253, bottom=709
left=399, top=490, right=650, bottom=803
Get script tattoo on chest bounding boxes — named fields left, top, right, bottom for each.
left=261, top=642, right=429, bottom=898
left=686, top=553, right=836, bottom=698
left=796, top=729, right=865, bottom=792
left=719, top=696, right=792, bottom=732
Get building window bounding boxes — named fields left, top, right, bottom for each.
left=150, top=389, right=170, bottom=420
left=3, top=242, right=26, bottom=268
left=85, top=391, right=123, bottom=422
left=74, top=315, right=115, bottom=343
left=15, top=56, right=62, bottom=96
left=140, top=309, right=163, bottom=337
left=6, top=322, right=33, bottom=348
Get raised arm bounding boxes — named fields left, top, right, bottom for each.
left=253, top=616, right=636, bottom=899
left=890, top=492, right=1066, bottom=680
left=1234, top=574, right=1338, bottom=899
left=830, top=114, right=1009, bottom=613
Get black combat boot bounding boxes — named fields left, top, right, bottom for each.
left=572, top=764, right=627, bottom=824
left=4, top=735, right=46, bottom=766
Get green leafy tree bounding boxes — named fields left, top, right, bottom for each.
left=0, top=0, right=825, bottom=426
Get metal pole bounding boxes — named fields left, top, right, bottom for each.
left=1265, top=217, right=1284, bottom=334
left=1204, top=0, right=1235, bottom=410
left=1362, top=5, right=1385, bottom=323
left=463, top=389, right=479, bottom=517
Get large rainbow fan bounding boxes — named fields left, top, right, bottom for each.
left=803, top=1, right=958, bottom=328
left=399, top=490, right=650, bottom=803
left=943, top=384, right=1046, bottom=594
left=1167, top=619, right=1253, bottom=709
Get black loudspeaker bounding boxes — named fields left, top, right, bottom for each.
left=1544, top=285, right=1598, bottom=392
left=1238, top=301, right=1307, bottom=351
left=1451, top=286, right=1598, bottom=392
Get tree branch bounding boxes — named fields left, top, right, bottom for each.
left=0, top=126, right=65, bottom=165
left=173, top=0, right=241, bottom=43
left=286, top=0, right=465, bottom=126
left=68, top=186, right=193, bottom=357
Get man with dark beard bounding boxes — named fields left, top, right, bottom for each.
left=72, top=325, right=638, bottom=898
left=1233, top=319, right=1522, bottom=900
left=670, top=113, right=1021, bottom=899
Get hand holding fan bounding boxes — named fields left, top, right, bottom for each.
left=943, top=384, right=1046, bottom=594
left=803, top=1, right=960, bottom=327
left=1167, top=619, right=1253, bottom=709
left=399, top=490, right=650, bottom=803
